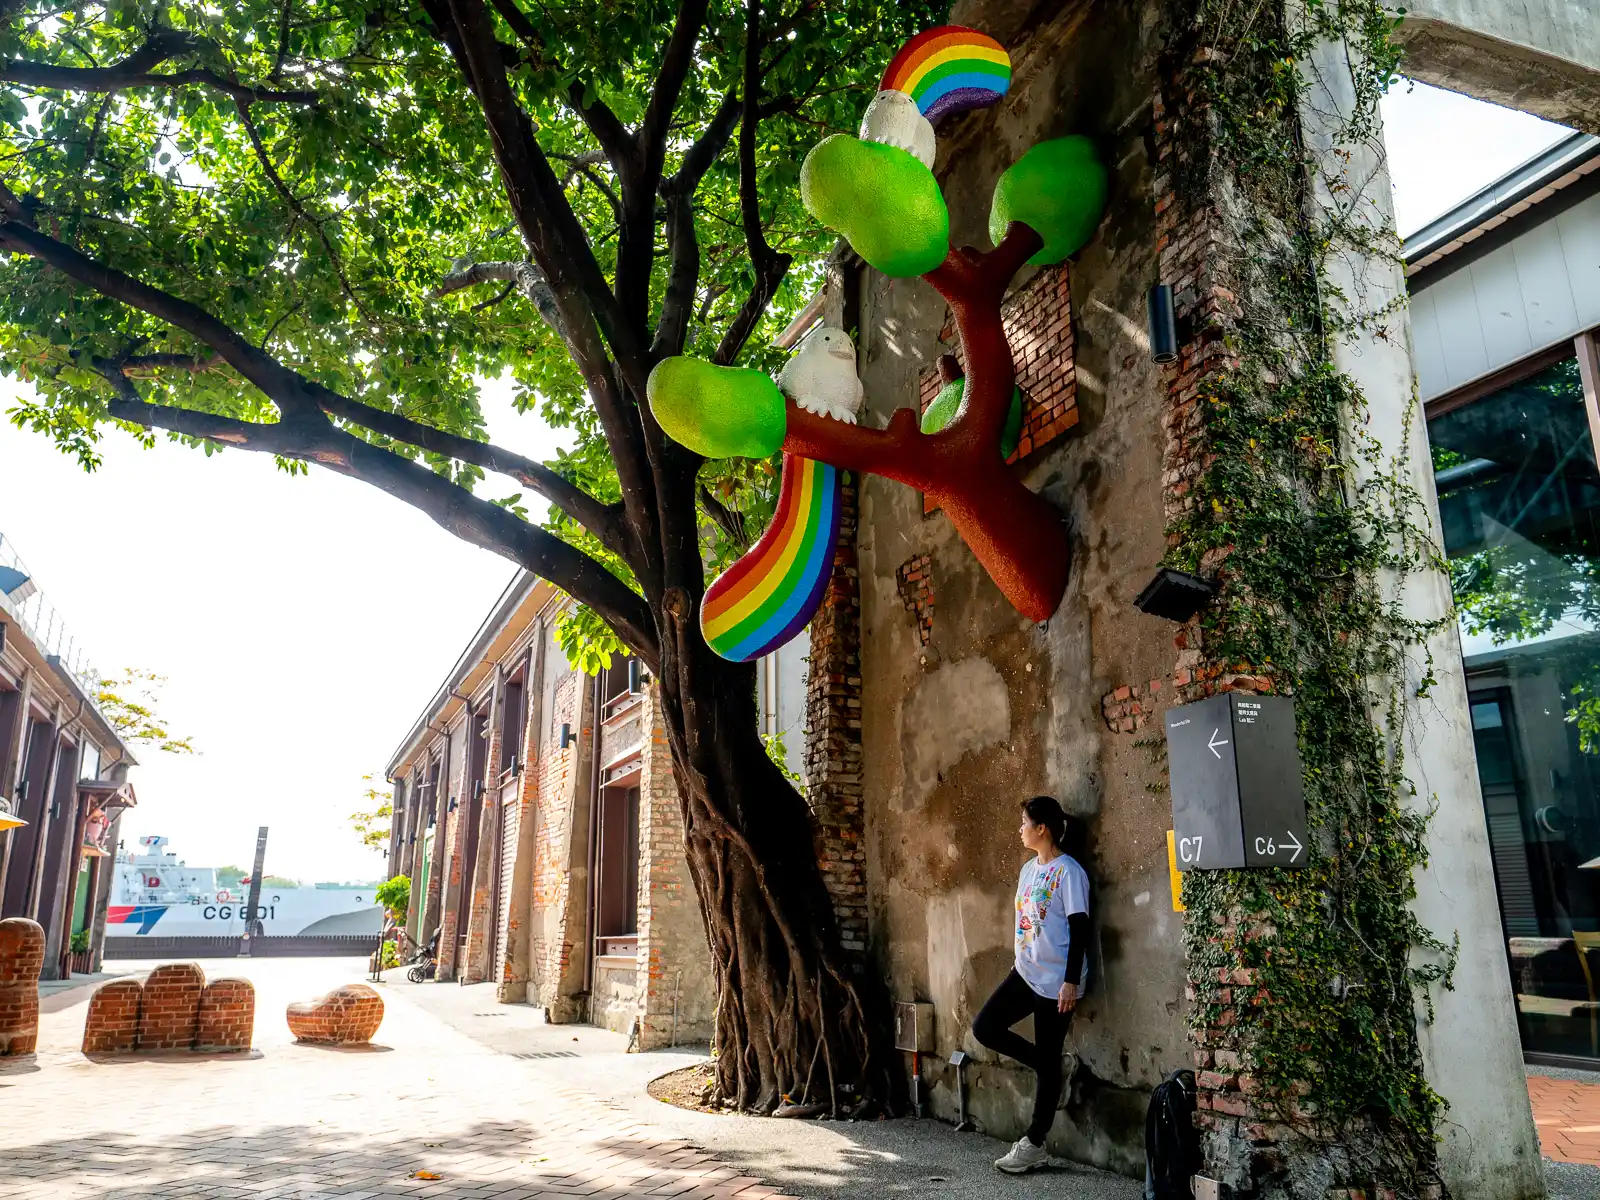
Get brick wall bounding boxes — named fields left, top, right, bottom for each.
left=83, top=965, right=254, bottom=1054
left=803, top=475, right=868, bottom=961
left=136, top=962, right=205, bottom=1051
left=894, top=553, right=935, bottom=648
left=634, top=685, right=714, bottom=1050
left=195, top=977, right=255, bottom=1052
left=82, top=977, right=141, bottom=1053
left=0, top=916, right=44, bottom=1056
left=529, top=671, right=587, bottom=1020
left=917, top=263, right=1080, bottom=514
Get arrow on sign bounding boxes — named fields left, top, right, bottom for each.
left=1282, top=830, right=1303, bottom=863
left=1207, top=728, right=1230, bottom=759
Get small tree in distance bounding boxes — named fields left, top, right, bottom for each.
left=350, top=775, right=393, bottom=857
left=95, top=668, right=195, bottom=755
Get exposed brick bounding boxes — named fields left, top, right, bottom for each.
left=286, top=983, right=384, bottom=1045
left=0, top=916, right=44, bottom=1057
left=195, top=977, right=256, bottom=1052
left=137, top=962, right=204, bottom=1051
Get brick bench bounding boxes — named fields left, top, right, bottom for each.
left=83, top=963, right=255, bottom=1054
left=286, top=983, right=384, bottom=1045
left=0, top=917, right=45, bottom=1057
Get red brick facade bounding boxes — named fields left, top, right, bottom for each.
left=803, top=476, right=868, bottom=960
left=286, top=983, right=384, bottom=1045
left=917, top=262, right=1081, bottom=514
left=893, top=553, right=935, bottom=648
left=0, top=916, right=44, bottom=1056
left=83, top=964, right=255, bottom=1054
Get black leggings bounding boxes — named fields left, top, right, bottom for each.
left=973, top=969, right=1072, bottom=1145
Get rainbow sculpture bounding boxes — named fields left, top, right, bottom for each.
left=879, top=25, right=1010, bottom=123
left=700, top=455, right=842, bottom=662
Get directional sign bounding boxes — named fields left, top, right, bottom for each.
left=1164, top=694, right=1308, bottom=872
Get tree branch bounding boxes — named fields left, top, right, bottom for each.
left=0, top=217, right=325, bottom=419
left=7, top=218, right=633, bottom=565
left=234, top=100, right=366, bottom=319
left=1, top=30, right=318, bottom=104
left=431, top=0, right=657, bottom=567
left=309, top=391, right=632, bottom=561
left=102, top=391, right=660, bottom=666
left=434, top=258, right=559, bottom=332
left=710, top=0, right=791, bottom=366
left=698, top=484, right=749, bottom=550
left=652, top=90, right=741, bottom=358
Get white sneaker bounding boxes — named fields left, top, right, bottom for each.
left=994, top=1136, right=1050, bottom=1174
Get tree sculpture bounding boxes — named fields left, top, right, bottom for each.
left=649, top=40, right=1107, bottom=643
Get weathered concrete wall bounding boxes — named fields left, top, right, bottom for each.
left=1394, top=0, right=1600, bottom=131
left=1300, top=31, right=1546, bottom=1198
left=855, top=0, right=1184, bottom=1174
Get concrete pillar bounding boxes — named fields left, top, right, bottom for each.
left=1298, top=21, right=1544, bottom=1198
left=420, top=747, right=450, bottom=948
left=462, top=667, right=504, bottom=985
left=499, top=621, right=547, bottom=1003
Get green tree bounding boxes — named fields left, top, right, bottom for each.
left=95, top=668, right=195, bottom=754
left=375, top=874, right=410, bottom=923
left=0, top=0, right=937, bottom=1109
left=350, top=775, right=393, bottom=855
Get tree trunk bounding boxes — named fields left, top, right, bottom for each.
left=653, top=588, right=890, bottom=1113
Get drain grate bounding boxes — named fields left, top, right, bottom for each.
left=512, top=1050, right=580, bottom=1060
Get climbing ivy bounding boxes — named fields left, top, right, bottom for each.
left=1162, top=1, right=1454, bottom=1194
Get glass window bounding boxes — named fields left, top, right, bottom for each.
left=79, top=741, right=100, bottom=783
left=1432, top=354, right=1600, bottom=1063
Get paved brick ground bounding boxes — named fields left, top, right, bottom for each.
left=1529, top=1072, right=1600, bottom=1167
left=2, top=958, right=795, bottom=1200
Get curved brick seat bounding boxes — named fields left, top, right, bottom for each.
left=82, top=964, right=255, bottom=1054
left=0, top=917, right=45, bottom=1057
left=286, top=983, right=384, bottom=1045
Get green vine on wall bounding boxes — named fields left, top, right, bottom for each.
left=1162, top=2, right=1455, bottom=1194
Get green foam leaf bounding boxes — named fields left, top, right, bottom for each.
left=919, top=377, right=1023, bottom=459
left=647, top=356, right=787, bottom=460
left=801, top=134, right=949, bottom=278
left=989, top=136, right=1108, bottom=267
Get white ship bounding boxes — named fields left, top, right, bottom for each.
left=107, top=836, right=382, bottom=938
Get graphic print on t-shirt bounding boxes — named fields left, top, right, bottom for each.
left=1013, top=853, right=1090, bottom=998
left=1016, top=859, right=1065, bottom=953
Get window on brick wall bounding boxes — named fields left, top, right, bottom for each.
left=595, top=783, right=640, bottom=953
left=500, top=669, right=525, bottom=777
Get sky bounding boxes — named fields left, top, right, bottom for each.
left=0, top=81, right=1576, bottom=883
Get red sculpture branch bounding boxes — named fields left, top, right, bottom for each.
left=781, top=222, right=1072, bottom=622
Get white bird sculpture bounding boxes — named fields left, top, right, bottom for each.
left=777, top=327, right=865, bottom=425
left=858, top=89, right=937, bottom=168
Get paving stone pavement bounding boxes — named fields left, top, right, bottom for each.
left=1, top=958, right=798, bottom=1200
left=1528, top=1070, right=1600, bottom=1168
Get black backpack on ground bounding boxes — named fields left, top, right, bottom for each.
left=1144, top=1068, right=1200, bottom=1200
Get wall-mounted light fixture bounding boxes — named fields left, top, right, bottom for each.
left=1147, top=283, right=1178, bottom=364
left=448, top=794, right=458, bottom=813
left=627, top=657, right=643, bottom=695
left=559, top=723, right=576, bottom=750
left=1134, top=567, right=1218, bottom=623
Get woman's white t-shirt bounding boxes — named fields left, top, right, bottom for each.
left=1014, top=853, right=1090, bottom=999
